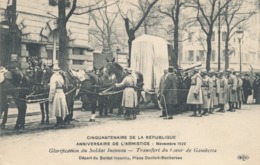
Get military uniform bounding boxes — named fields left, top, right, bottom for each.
left=226, top=71, right=237, bottom=111
left=158, top=69, right=168, bottom=117
left=48, top=66, right=69, bottom=126
left=187, top=70, right=203, bottom=116
left=161, top=68, right=179, bottom=119
left=218, top=74, right=228, bottom=112
left=242, top=75, right=252, bottom=104
left=115, top=69, right=138, bottom=119
left=201, top=73, right=212, bottom=115
left=235, top=76, right=243, bottom=109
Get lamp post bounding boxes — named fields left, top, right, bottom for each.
left=236, top=27, right=244, bottom=75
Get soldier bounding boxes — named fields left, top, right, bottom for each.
left=235, top=73, right=243, bottom=109
left=187, top=67, right=203, bottom=117
left=226, top=69, right=237, bottom=112
left=217, top=71, right=228, bottom=112
left=48, top=64, right=69, bottom=127
left=242, top=74, right=252, bottom=104
left=182, top=72, right=191, bottom=112
left=158, top=69, right=168, bottom=117
left=115, top=67, right=138, bottom=119
left=161, top=66, right=179, bottom=119
left=200, top=69, right=212, bottom=116
left=208, top=70, right=220, bottom=113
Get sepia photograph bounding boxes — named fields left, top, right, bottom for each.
left=0, top=0, right=259, bottom=164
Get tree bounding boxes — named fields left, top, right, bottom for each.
left=190, top=0, right=231, bottom=71
left=89, top=0, right=119, bottom=52
left=158, top=0, right=187, bottom=74
left=118, top=0, right=159, bottom=66
left=222, top=0, right=255, bottom=70
left=57, top=0, right=119, bottom=70
left=58, top=0, right=77, bottom=70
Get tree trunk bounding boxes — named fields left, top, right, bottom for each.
left=173, top=25, right=179, bottom=74
left=58, top=0, right=68, bottom=70
left=206, top=35, right=212, bottom=71
left=224, top=32, right=230, bottom=71
left=127, top=30, right=135, bottom=67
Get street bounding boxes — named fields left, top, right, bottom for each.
left=0, top=97, right=260, bottom=165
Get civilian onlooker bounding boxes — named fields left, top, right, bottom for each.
left=242, top=74, right=252, bottom=104
left=253, top=73, right=260, bottom=104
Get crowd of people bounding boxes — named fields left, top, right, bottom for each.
left=158, top=66, right=260, bottom=119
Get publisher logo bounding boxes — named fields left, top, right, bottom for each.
left=237, top=154, right=249, bottom=161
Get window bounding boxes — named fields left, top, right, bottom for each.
left=199, top=50, right=205, bottom=62
left=211, top=50, right=216, bottom=62
left=211, top=31, right=215, bottom=41
left=188, top=33, right=193, bottom=42
left=72, top=48, right=84, bottom=55
left=72, top=60, right=84, bottom=65
left=49, top=0, right=71, bottom=7
left=47, top=49, right=58, bottom=59
left=188, top=50, right=194, bottom=62
left=222, top=31, right=227, bottom=41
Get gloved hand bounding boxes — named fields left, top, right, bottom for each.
left=207, top=93, right=211, bottom=98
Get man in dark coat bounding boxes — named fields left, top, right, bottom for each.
left=253, top=73, right=260, bottom=104
left=161, top=66, right=179, bottom=119
left=242, top=74, right=252, bottom=104
left=158, top=69, right=168, bottom=117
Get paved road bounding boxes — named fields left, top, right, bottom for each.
left=0, top=98, right=260, bottom=165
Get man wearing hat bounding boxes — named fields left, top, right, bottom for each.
left=217, top=71, right=228, bottom=112
left=48, top=64, right=69, bottom=127
left=115, top=67, right=138, bottom=119
left=158, top=68, right=168, bottom=117
left=208, top=70, right=220, bottom=113
left=161, top=66, right=179, bottom=119
left=253, top=73, right=260, bottom=104
left=200, top=69, right=213, bottom=116
left=0, top=66, right=9, bottom=128
left=226, top=69, right=237, bottom=112
left=235, top=73, right=243, bottom=109
left=242, top=73, right=252, bottom=104
left=187, top=67, right=203, bottom=117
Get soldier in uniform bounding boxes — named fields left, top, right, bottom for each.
left=235, top=73, right=243, bottom=109
left=158, top=69, right=168, bottom=117
left=208, top=70, right=220, bottom=114
left=161, top=66, right=179, bottom=119
left=217, top=71, right=228, bottom=112
left=115, top=68, right=138, bottom=119
left=242, top=74, right=252, bottom=104
left=226, top=69, right=237, bottom=112
left=200, top=69, right=213, bottom=116
left=187, top=67, right=203, bottom=117
left=48, top=64, right=69, bottom=127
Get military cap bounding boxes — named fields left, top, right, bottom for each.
left=52, top=64, right=61, bottom=71
left=201, top=69, right=207, bottom=74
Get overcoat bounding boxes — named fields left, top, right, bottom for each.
left=210, top=76, right=220, bottom=107
left=253, top=78, right=260, bottom=104
left=158, top=74, right=167, bottom=106
left=48, top=72, right=69, bottom=119
left=242, top=78, right=252, bottom=97
left=227, top=74, right=238, bottom=103
left=187, top=73, right=203, bottom=105
left=116, top=74, right=138, bottom=108
left=161, top=73, right=179, bottom=105
left=237, top=77, right=244, bottom=102
left=218, top=77, right=228, bottom=104
left=201, top=75, right=212, bottom=109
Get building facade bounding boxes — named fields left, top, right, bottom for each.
left=0, top=0, right=94, bottom=70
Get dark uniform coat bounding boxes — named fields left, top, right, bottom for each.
left=161, top=73, right=179, bottom=105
